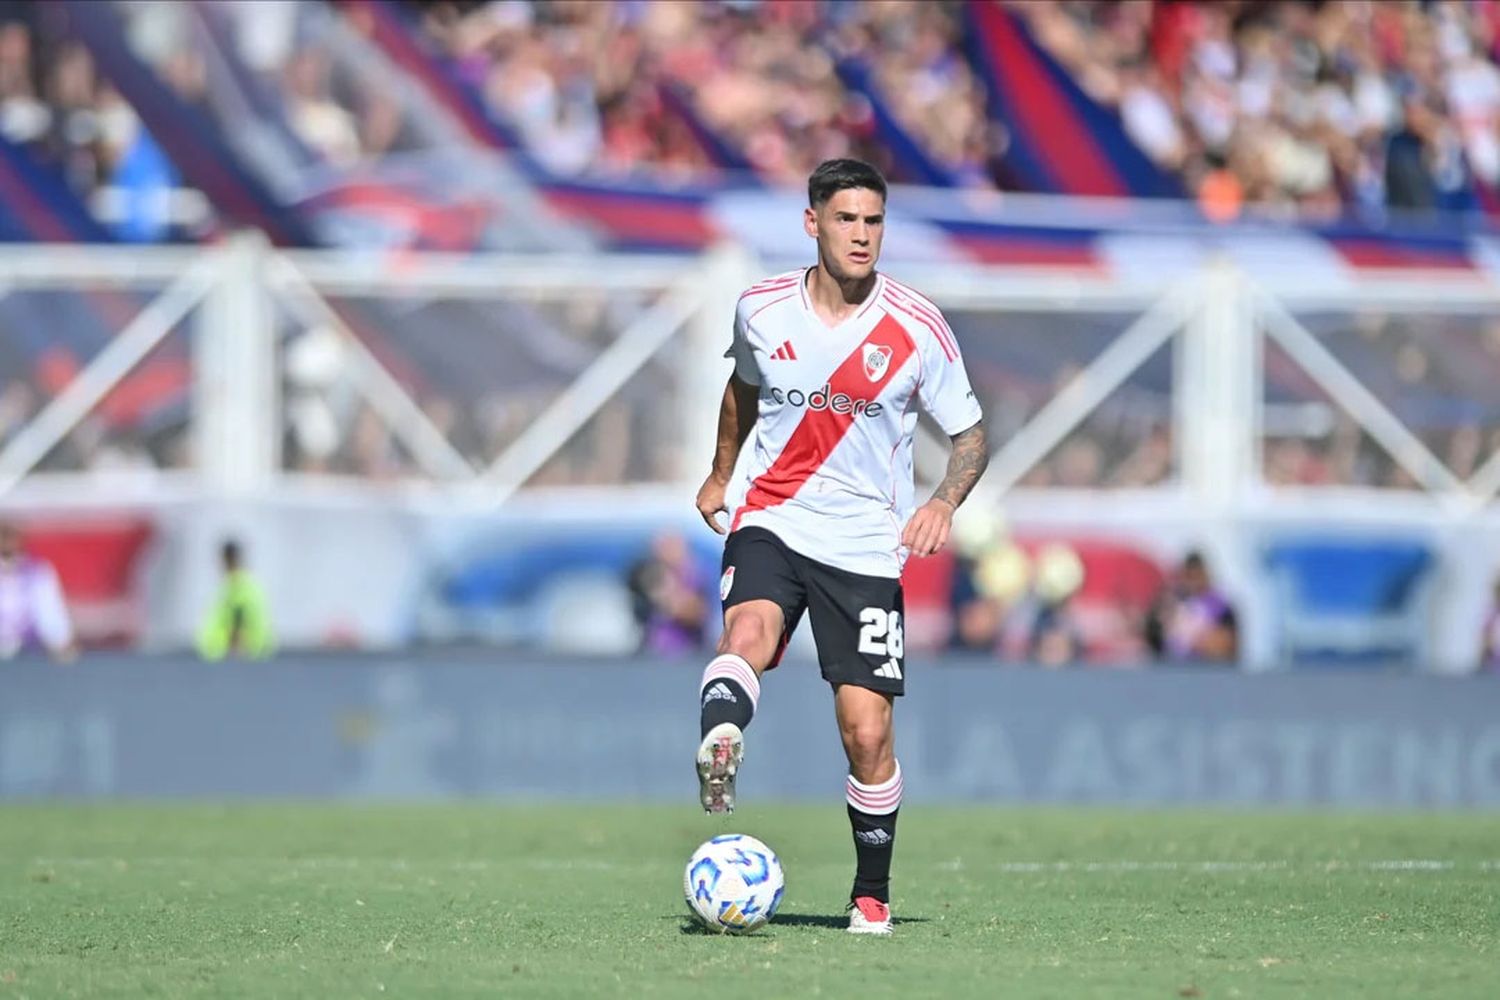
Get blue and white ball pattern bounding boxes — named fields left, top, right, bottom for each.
left=683, top=834, right=785, bottom=933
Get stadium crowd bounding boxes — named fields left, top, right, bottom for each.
left=1021, top=0, right=1500, bottom=217
left=0, top=15, right=136, bottom=210
left=10, top=0, right=1500, bottom=221
left=411, top=0, right=1500, bottom=218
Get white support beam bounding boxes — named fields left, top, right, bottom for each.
left=266, top=253, right=476, bottom=483
left=1175, top=261, right=1259, bottom=506
left=0, top=256, right=219, bottom=496
left=281, top=251, right=700, bottom=298
left=1462, top=446, right=1500, bottom=508
left=972, top=282, right=1197, bottom=501
left=1254, top=289, right=1464, bottom=496
left=195, top=232, right=279, bottom=494
left=677, top=243, right=755, bottom=484
left=478, top=280, right=707, bottom=508
left=0, top=245, right=203, bottom=286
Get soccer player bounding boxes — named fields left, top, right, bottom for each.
left=693, top=159, right=989, bottom=935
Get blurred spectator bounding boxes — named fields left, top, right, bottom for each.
left=197, top=538, right=275, bottom=661
left=0, top=519, right=77, bottom=661
left=948, top=528, right=1087, bottom=666
left=948, top=553, right=1005, bottom=655
left=1386, top=95, right=1446, bottom=211
left=997, top=543, right=1086, bottom=667
left=626, top=531, right=707, bottom=655
left=1144, top=550, right=1238, bottom=664
left=946, top=512, right=1026, bottom=655
left=0, top=20, right=49, bottom=148
left=0, top=378, right=37, bottom=449
left=285, top=48, right=362, bottom=168
left=1480, top=575, right=1500, bottom=673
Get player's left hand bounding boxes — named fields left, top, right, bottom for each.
left=902, top=498, right=955, bottom=558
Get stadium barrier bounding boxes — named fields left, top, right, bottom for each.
left=7, top=241, right=1500, bottom=669
left=3, top=654, right=1498, bottom=806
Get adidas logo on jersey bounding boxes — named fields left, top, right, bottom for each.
left=769, top=340, right=798, bottom=361
left=702, top=682, right=737, bottom=707
left=873, top=658, right=903, bottom=680
left=855, top=828, right=893, bottom=846
left=768, top=383, right=885, bottom=418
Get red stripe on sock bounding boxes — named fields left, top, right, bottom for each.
left=846, top=764, right=904, bottom=809
left=847, top=777, right=903, bottom=799
left=703, top=655, right=760, bottom=705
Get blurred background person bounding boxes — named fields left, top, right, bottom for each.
left=197, top=538, right=275, bottom=661
left=998, top=543, right=1086, bottom=668
left=627, top=530, right=709, bottom=656
left=1480, top=575, right=1500, bottom=673
left=0, top=518, right=77, bottom=662
left=947, top=510, right=1025, bottom=656
left=1144, top=551, right=1238, bottom=664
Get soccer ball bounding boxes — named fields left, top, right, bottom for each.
left=683, top=833, right=785, bottom=934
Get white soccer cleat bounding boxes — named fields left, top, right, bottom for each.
left=696, top=722, right=744, bottom=814
left=847, top=896, right=892, bottom=935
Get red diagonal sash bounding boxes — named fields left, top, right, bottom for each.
left=733, top=313, right=916, bottom=529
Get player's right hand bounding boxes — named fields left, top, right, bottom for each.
left=696, top=473, right=730, bottom=535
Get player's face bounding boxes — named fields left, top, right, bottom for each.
left=805, top=187, right=885, bottom=282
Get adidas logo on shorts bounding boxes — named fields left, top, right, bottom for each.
left=855, top=828, right=892, bottom=846
left=701, top=682, right=737, bottom=707
left=872, top=658, right=903, bottom=680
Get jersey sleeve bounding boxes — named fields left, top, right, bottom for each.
left=916, top=310, right=982, bottom=435
left=723, top=300, right=760, bottom=385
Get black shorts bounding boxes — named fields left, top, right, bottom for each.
left=719, top=526, right=907, bottom=696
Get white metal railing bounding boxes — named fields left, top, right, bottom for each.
left=4, top=239, right=1499, bottom=510
left=3, top=239, right=1499, bottom=669
left=0, top=236, right=737, bottom=503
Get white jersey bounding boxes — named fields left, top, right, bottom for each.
left=725, top=268, right=983, bottom=578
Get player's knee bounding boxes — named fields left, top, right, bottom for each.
left=718, top=609, right=776, bottom=664
left=840, top=717, right=893, bottom=771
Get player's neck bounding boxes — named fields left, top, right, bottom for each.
left=805, top=264, right=878, bottom=327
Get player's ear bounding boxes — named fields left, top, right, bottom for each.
left=804, top=205, right=818, bottom=240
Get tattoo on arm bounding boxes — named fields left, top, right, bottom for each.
left=933, top=422, right=989, bottom=509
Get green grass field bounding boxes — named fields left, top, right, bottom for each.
left=1, top=804, right=1497, bottom=998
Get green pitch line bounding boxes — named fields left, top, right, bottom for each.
left=1, top=805, right=1497, bottom=999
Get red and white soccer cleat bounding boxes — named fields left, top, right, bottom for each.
left=696, top=722, right=744, bottom=814
left=847, top=896, right=892, bottom=935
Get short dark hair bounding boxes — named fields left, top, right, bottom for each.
left=222, top=539, right=242, bottom=570
left=808, top=158, right=887, bottom=208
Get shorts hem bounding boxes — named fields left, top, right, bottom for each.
left=824, top=672, right=905, bottom=697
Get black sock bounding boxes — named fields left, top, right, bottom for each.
left=845, top=763, right=903, bottom=904
left=699, top=654, right=759, bottom=739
